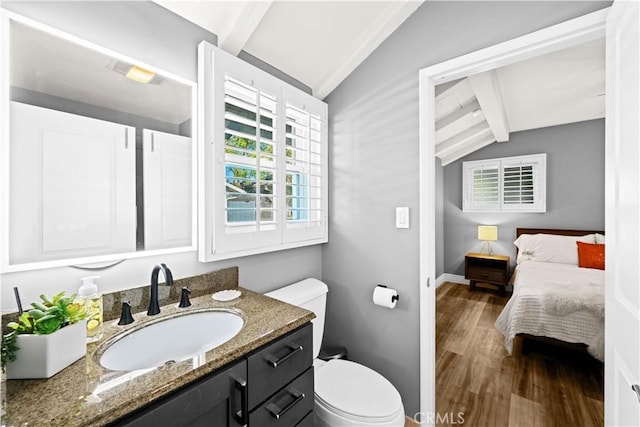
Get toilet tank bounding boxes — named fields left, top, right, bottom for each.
left=265, top=278, right=328, bottom=359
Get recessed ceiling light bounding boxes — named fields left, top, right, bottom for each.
left=126, top=65, right=156, bottom=84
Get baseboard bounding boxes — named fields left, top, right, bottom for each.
left=436, top=273, right=469, bottom=287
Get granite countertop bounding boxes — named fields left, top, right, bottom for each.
left=2, top=286, right=314, bottom=426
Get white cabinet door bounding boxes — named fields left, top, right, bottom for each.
left=9, top=102, right=136, bottom=265
left=605, top=1, right=640, bottom=425
left=142, top=129, right=192, bottom=250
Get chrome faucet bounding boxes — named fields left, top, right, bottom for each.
left=147, top=263, right=173, bottom=316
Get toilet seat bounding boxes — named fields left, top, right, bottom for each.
left=315, top=359, right=404, bottom=424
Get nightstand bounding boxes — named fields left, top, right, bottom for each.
left=464, top=253, right=511, bottom=296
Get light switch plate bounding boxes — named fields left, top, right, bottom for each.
left=396, top=207, right=409, bottom=229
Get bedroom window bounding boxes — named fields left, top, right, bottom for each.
left=463, top=153, right=546, bottom=212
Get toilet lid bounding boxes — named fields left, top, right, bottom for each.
left=315, top=359, right=402, bottom=421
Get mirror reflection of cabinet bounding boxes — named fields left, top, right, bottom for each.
left=10, top=102, right=136, bottom=264
left=143, top=129, right=192, bottom=250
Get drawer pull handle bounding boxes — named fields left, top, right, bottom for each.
left=266, top=344, right=303, bottom=368
left=232, top=374, right=249, bottom=427
left=266, top=389, right=305, bottom=420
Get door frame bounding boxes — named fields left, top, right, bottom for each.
left=418, top=8, right=609, bottom=424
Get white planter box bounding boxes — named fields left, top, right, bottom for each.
left=6, top=321, right=86, bottom=379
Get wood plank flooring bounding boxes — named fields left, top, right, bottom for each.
left=436, top=282, right=604, bottom=427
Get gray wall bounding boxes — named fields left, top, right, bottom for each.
left=0, top=1, right=319, bottom=311
left=443, top=119, right=605, bottom=276
left=322, top=0, right=610, bottom=416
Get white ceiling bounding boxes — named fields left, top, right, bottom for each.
left=154, top=0, right=424, bottom=99
left=435, top=38, right=605, bottom=166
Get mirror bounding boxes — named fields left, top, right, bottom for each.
left=2, top=14, right=196, bottom=272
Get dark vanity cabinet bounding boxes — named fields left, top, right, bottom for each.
left=248, top=323, right=314, bottom=427
left=112, top=323, right=313, bottom=427
left=112, top=359, right=247, bottom=427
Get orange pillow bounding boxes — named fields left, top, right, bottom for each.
left=576, top=241, right=605, bottom=270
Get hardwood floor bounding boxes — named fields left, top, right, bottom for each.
left=436, top=282, right=604, bottom=427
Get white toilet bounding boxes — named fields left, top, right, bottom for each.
left=266, top=278, right=405, bottom=427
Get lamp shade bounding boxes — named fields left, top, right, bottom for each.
left=478, top=225, right=498, bottom=241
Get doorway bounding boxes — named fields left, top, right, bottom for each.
left=418, top=8, right=609, bottom=424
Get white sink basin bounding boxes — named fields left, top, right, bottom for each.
left=99, top=309, right=244, bottom=371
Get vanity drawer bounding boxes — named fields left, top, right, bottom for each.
left=250, top=367, right=314, bottom=427
left=248, top=323, right=312, bottom=408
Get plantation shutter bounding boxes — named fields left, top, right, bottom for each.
left=224, top=75, right=278, bottom=232
left=283, top=89, right=328, bottom=242
left=198, top=41, right=328, bottom=261
left=462, top=153, right=546, bottom=213
left=500, top=154, right=546, bottom=211
left=463, top=160, right=500, bottom=211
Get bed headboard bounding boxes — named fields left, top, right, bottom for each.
left=516, top=228, right=604, bottom=238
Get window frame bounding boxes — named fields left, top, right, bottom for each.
left=462, top=153, right=546, bottom=213
left=198, top=42, right=328, bottom=261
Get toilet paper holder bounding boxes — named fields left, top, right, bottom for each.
left=376, top=284, right=399, bottom=302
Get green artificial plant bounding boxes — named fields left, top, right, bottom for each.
left=1, top=292, right=87, bottom=369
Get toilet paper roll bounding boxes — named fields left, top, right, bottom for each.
left=373, top=286, right=398, bottom=309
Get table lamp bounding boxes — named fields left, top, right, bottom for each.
left=478, top=225, right=498, bottom=255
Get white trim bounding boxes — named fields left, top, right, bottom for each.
left=418, top=8, right=608, bottom=425
left=436, top=274, right=469, bottom=287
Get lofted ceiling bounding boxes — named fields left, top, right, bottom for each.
left=435, top=38, right=605, bottom=166
left=156, top=1, right=605, bottom=165
left=154, top=0, right=424, bottom=99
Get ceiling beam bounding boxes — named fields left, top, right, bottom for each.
left=439, top=134, right=496, bottom=166
left=468, top=70, right=510, bottom=142
left=435, top=122, right=494, bottom=158
left=435, top=78, right=475, bottom=122
left=219, top=1, right=274, bottom=56
left=435, top=99, right=481, bottom=132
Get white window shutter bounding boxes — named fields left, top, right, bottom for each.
left=462, top=153, right=546, bottom=213
left=198, top=41, right=328, bottom=261
left=463, top=160, right=500, bottom=211
left=500, top=153, right=546, bottom=212
left=283, top=89, right=328, bottom=243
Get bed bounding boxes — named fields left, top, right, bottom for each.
left=495, top=228, right=605, bottom=361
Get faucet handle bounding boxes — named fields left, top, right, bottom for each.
left=179, top=287, right=192, bottom=308
left=118, top=300, right=135, bottom=325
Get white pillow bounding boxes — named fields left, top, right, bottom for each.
left=514, top=233, right=596, bottom=265
left=595, top=233, right=605, bottom=244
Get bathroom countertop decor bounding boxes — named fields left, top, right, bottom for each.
left=2, top=277, right=314, bottom=426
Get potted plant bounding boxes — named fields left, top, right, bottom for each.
left=1, top=292, right=88, bottom=379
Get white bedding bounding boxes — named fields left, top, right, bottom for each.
left=495, top=261, right=605, bottom=361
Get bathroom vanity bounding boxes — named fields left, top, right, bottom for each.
left=2, top=285, right=315, bottom=426
left=114, top=324, right=314, bottom=427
